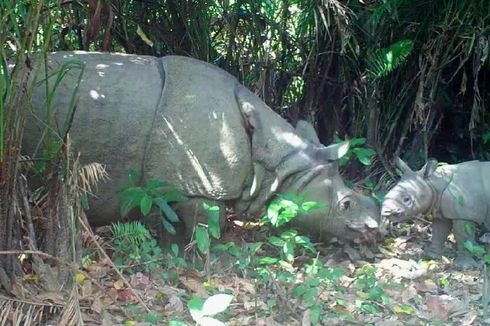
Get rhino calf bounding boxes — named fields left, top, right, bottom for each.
left=23, top=51, right=380, bottom=242
left=381, top=158, right=490, bottom=267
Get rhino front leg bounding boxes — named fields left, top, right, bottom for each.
left=174, top=198, right=226, bottom=239
left=452, top=220, right=480, bottom=268
left=424, top=218, right=452, bottom=259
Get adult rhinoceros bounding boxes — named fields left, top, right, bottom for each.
left=23, top=51, right=379, bottom=242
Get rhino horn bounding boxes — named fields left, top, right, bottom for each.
left=315, top=141, right=350, bottom=162
left=395, top=157, right=414, bottom=174
left=418, top=159, right=438, bottom=179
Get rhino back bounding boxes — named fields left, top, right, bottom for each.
left=437, top=161, right=490, bottom=225
left=25, top=52, right=252, bottom=223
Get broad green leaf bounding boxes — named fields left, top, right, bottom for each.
left=195, top=226, right=210, bottom=254
left=268, top=236, right=285, bottom=247
left=204, top=204, right=221, bottom=239
left=154, top=197, right=179, bottom=222
left=349, top=137, right=367, bottom=146
left=201, top=293, right=233, bottom=316
left=309, top=305, right=321, bottom=324
left=208, top=213, right=221, bottom=239
left=188, top=297, right=204, bottom=321
left=162, top=218, right=177, bottom=235
left=280, top=230, right=298, bottom=239
left=464, top=240, right=485, bottom=255
left=140, top=194, right=153, bottom=216
left=171, top=243, right=179, bottom=256
left=147, top=178, right=169, bottom=190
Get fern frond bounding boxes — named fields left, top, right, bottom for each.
left=111, top=221, right=151, bottom=245
left=367, top=39, right=414, bottom=79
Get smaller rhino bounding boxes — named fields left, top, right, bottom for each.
left=381, top=158, right=490, bottom=267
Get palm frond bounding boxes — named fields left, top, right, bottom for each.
left=78, top=162, right=108, bottom=193
left=0, top=294, right=62, bottom=326
left=367, top=39, right=414, bottom=79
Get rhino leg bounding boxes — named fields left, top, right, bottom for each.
left=173, top=198, right=226, bottom=238
left=424, top=218, right=452, bottom=259
left=453, top=220, right=480, bottom=268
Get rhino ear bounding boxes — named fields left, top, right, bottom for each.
left=295, top=120, right=321, bottom=145
left=419, top=159, right=438, bottom=179
left=315, top=141, right=350, bottom=161
left=395, top=157, right=414, bottom=174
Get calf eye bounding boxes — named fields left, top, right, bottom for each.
left=402, top=196, right=411, bottom=204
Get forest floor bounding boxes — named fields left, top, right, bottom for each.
left=3, top=220, right=487, bottom=325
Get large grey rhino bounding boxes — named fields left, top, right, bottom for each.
left=23, top=51, right=379, bottom=242
left=381, top=158, right=490, bottom=267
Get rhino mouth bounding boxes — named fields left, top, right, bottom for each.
left=345, top=217, right=379, bottom=242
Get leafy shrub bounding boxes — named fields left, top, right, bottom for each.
left=119, top=169, right=187, bottom=235
left=110, top=221, right=162, bottom=273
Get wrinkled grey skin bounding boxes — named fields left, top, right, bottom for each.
left=381, top=158, right=490, bottom=267
left=23, top=51, right=379, bottom=241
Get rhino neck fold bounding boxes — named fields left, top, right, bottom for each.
left=140, top=58, right=166, bottom=184
left=424, top=173, right=452, bottom=217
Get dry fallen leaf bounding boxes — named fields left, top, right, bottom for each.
left=180, top=276, right=208, bottom=297
left=113, top=279, right=124, bottom=290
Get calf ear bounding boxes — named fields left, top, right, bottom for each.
left=395, top=157, right=414, bottom=174
left=315, top=141, right=350, bottom=161
left=419, top=159, right=438, bottom=179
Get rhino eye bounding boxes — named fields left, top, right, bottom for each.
left=339, top=199, right=351, bottom=211
left=402, top=196, right=411, bottom=204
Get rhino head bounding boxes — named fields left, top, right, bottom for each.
left=274, top=138, right=379, bottom=242
left=381, top=158, right=438, bottom=224
left=292, top=158, right=380, bottom=242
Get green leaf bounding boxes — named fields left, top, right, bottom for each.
left=140, top=194, right=153, bottom=216
left=154, top=197, right=179, bottom=222
left=171, top=243, right=179, bottom=256
left=258, top=256, right=279, bottom=265
left=204, top=204, right=221, bottom=239
left=268, top=236, right=285, bottom=247
left=162, top=218, right=177, bottom=235
left=349, top=137, right=367, bottom=146
left=283, top=239, right=295, bottom=261
left=201, top=293, right=233, bottom=316
left=464, top=240, right=486, bottom=255
left=309, top=305, right=321, bottom=324
left=188, top=297, right=205, bottom=321
left=196, top=226, right=210, bottom=254
left=147, top=178, right=169, bottom=190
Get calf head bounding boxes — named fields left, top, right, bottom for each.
left=381, top=158, right=438, bottom=223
